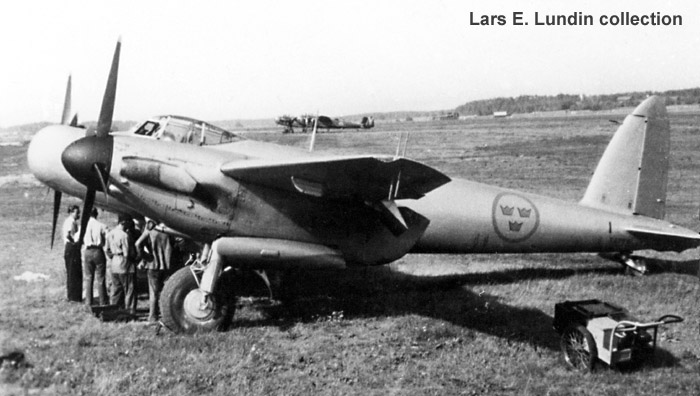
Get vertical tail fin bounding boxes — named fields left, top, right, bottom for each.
left=580, top=96, right=669, bottom=219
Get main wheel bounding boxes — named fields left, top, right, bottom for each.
left=561, top=325, right=597, bottom=371
left=160, top=267, right=236, bottom=334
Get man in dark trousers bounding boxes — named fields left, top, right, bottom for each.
left=81, top=208, right=108, bottom=306
left=136, top=219, right=173, bottom=322
left=62, top=205, right=81, bottom=302
left=106, top=215, right=137, bottom=314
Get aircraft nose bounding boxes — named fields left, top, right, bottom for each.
left=61, top=134, right=114, bottom=191
left=27, top=125, right=86, bottom=188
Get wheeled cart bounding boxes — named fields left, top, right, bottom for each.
left=553, top=299, right=682, bottom=371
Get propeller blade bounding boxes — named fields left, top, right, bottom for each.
left=69, top=113, right=79, bottom=127
left=95, top=39, right=121, bottom=138
left=49, top=75, right=72, bottom=249
left=61, top=38, right=121, bottom=246
left=77, top=189, right=96, bottom=246
left=50, top=190, right=62, bottom=249
left=93, top=163, right=110, bottom=197
left=61, top=75, right=72, bottom=125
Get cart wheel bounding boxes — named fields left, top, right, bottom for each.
left=561, top=325, right=597, bottom=371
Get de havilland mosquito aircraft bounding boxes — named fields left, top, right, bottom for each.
left=28, top=40, right=700, bottom=334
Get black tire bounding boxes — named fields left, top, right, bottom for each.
left=160, top=267, right=236, bottom=334
left=561, top=325, right=597, bottom=371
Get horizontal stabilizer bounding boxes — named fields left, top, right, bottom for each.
left=220, top=155, right=451, bottom=201
left=626, top=225, right=700, bottom=252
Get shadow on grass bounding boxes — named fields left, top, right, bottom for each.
left=228, top=265, right=628, bottom=353
left=642, top=257, right=700, bottom=277
left=599, top=253, right=700, bottom=277
left=228, top=264, right=685, bottom=369
left=230, top=264, right=688, bottom=368
left=612, top=348, right=683, bottom=372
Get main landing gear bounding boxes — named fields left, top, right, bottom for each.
left=159, top=244, right=236, bottom=334
left=159, top=237, right=346, bottom=333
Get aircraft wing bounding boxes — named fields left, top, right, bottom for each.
left=220, top=155, right=451, bottom=201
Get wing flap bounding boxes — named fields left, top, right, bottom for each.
left=220, top=155, right=450, bottom=201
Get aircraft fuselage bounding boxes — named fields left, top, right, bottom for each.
left=29, top=123, right=698, bottom=269
left=404, top=179, right=696, bottom=254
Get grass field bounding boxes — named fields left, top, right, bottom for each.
left=2, top=111, right=700, bottom=395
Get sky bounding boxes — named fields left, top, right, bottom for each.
left=1, top=0, right=699, bottom=127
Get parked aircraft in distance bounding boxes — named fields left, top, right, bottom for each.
left=275, top=114, right=314, bottom=133
left=315, top=115, right=375, bottom=132
left=276, top=114, right=374, bottom=133
left=28, top=40, right=700, bottom=334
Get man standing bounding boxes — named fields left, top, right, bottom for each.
left=106, top=215, right=137, bottom=314
left=82, top=208, right=108, bottom=306
left=62, top=205, right=81, bottom=302
left=136, top=219, right=173, bottom=322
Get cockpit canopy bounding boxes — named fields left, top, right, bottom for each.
left=131, top=115, right=240, bottom=146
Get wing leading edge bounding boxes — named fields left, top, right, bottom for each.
left=220, top=155, right=451, bottom=202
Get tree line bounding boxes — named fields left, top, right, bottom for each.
left=454, top=88, right=700, bottom=116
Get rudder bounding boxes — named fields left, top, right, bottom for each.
left=580, top=96, right=670, bottom=219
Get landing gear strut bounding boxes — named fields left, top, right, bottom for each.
left=160, top=252, right=236, bottom=334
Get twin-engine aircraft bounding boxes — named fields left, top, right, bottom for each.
left=315, top=115, right=375, bottom=131
left=275, top=114, right=314, bottom=133
left=276, top=114, right=374, bottom=133
left=28, top=40, right=700, bottom=333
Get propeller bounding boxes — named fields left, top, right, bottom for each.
left=50, top=189, right=62, bottom=249
left=61, top=38, right=121, bottom=246
left=49, top=75, right=73, bottom=249
left=60, top=75, right=72, bottom=125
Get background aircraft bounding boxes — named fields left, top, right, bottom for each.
left=27, top=41, right=700, bottom=334
left=275, top=114, right=313, bottom=134
left=315, top=115, right=374, bottom=131
left=276, top=114, right=374, bottom=133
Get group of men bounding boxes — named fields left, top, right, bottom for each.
left=61, top=206, right=174, bottom=323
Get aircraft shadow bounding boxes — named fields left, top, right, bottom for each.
left=640, top=256, right=700, bottom=277
left=232, top=266, right=597, bottom=353
left=230, top=264, right=684, bottom=368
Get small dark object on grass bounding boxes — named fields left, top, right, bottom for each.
left=0, top=351, right=31, bottom=369
left=91, top=304, right=136, bottom=322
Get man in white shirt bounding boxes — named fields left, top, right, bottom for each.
left=82, top=208, right=108, bottom=306
left=106, top=214, right=137, bottom=314
left=62, top=205, right=82, bottom=302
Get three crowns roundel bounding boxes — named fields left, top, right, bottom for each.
left=491, top=192, right=540, bottom=243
